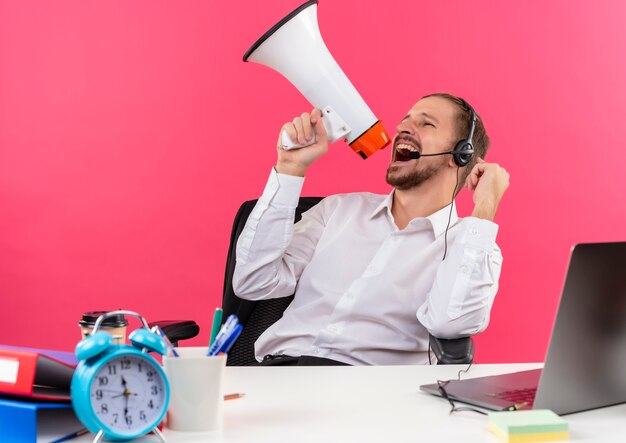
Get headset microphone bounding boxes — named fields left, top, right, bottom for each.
left=407, top=147, right=475, bottom=164
left=407, top=150, right=454, bottom=160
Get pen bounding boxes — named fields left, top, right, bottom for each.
left=222, top=314, right=238, bottom=334
left=502, top=401, right=528, bottom=411
left=50, top=428, right=89, bottom=443
left=208, top=315, right=239, bottom=356
left=224, top=392, right=246, bottom=401
left=213, top=324, right=243, bottom=355
left=209, top=307, right=223, bottom=346
left=151, top=325, right=179, bottom=357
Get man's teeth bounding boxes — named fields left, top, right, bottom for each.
left=396, top=143, right=418, bottom=152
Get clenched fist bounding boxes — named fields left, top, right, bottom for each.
left=464, top=158, right=510, bottom=221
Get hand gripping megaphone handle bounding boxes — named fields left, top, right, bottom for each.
left=280, top=106, right=351, bottom=150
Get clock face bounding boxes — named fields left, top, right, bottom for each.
left=89, top=354, right=167, bottom=435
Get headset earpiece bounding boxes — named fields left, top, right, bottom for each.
left=451, top=102, right=477, bottom=168
left=452, top=141, right=474, bottom=167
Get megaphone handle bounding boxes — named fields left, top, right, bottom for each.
left=279, top=106, right=351, bottom=150
left=280, top=127, right=318, bottom=150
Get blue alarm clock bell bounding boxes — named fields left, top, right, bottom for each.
left=71, top=311, right=170, bottom=442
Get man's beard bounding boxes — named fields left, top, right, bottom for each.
left=385, top=161, right=443, bottom=190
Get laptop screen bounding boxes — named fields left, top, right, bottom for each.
left=534, top=241, right=626, bottom=414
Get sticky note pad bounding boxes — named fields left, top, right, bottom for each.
left=488, top=410, right=569, bottom=443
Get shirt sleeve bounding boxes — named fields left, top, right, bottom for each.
left=233, top=168, right=326, bottom=301
left=416, top=217, right=503, bottom=338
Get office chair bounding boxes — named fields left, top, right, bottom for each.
left=222, top=198, right=474, bottom=366
left=148, top=320, right=200, bottom=347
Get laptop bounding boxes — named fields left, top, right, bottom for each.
left=420, top=241, right=626, bottom=415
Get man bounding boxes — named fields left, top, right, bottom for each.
left=233, top=93, right=510, bottom=366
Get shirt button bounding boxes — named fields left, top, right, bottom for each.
left=327, top=325, right=337, bottom=333
left=470, top=227, right=479, bottom=235
left=312, top=346, right=320, bottom=354
left=368, top=265, right=377, bottom=273
left=346, top=292, right=354, bottom=299
left=461, top=265, right=469, bottom=274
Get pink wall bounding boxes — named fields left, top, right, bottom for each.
left=1, top=0, right=624, bottom=362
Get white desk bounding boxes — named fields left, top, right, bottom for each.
left=75, top=363, right=625, bottom=442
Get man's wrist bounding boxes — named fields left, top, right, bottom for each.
left=471, top=199, right=498, bottom=221
left=275, top=161, right=307, bottom=177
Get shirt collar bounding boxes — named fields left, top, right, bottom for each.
left=370, top=189, right=459, bottom=238
left=426, top=202, right=459, bottom=238
left=370, top=190, right=395, bottom=220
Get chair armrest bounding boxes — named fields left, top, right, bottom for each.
left=429, top=335, right=474, bottom=365
left=149, top=320, right=200, bottom=347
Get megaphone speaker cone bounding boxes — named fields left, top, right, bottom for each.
left=349, top=121, right=391, bottom=159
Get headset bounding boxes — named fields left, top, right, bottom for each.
left=406, top=100, right=477, bottom=167
left=405, top=99, right=478, bottom=261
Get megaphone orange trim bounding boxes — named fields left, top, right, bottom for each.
left=350, top=121, right=391, bottom=159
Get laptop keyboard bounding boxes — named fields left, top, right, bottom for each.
left=492, top=388, right=537, bottom=407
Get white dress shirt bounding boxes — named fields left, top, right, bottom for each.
left=233, top=169, right=503, bottom=365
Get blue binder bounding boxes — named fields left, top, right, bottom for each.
left=0, top=397, right=84, bottom=442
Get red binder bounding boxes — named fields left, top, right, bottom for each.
left=0, top=346, right=77, bottom=401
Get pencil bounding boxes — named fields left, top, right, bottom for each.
left=224, top=392, right=246, bottom=401
left=502, top=401, right=528, bottom=411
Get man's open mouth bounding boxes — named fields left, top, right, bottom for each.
left=394, top=143, right=419, bottom=162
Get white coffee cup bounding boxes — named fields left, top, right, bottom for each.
left=163, top=347, right=226, bottom=432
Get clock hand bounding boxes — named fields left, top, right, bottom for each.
left=124, top=393, right=129, bottom=423
left=120, top=377, right=138, bottom=425
left=95, top=389, right=126, bottom=394
left=113, top=392, right=138, bottom=398
left=118, top=375, right=138, bottom=397
left=96, top=388, right=130, bottom=399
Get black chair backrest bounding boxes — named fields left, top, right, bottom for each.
left=222, top=197, right=324, bottom=366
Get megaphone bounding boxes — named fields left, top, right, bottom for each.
left=243, top=0, right=391, bottom=159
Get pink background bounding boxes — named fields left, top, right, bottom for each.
left=1, top=0, right=624, bottom=362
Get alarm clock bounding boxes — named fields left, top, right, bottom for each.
left=71, top=311, right=170, bottom=442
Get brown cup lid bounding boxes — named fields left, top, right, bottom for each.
left=79, top=311, right=128, bottom=328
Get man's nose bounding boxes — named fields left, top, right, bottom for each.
left=395, top=121, right=414, bottom=135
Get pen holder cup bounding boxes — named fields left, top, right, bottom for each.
left=163, top=347, right=227, bottom=432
